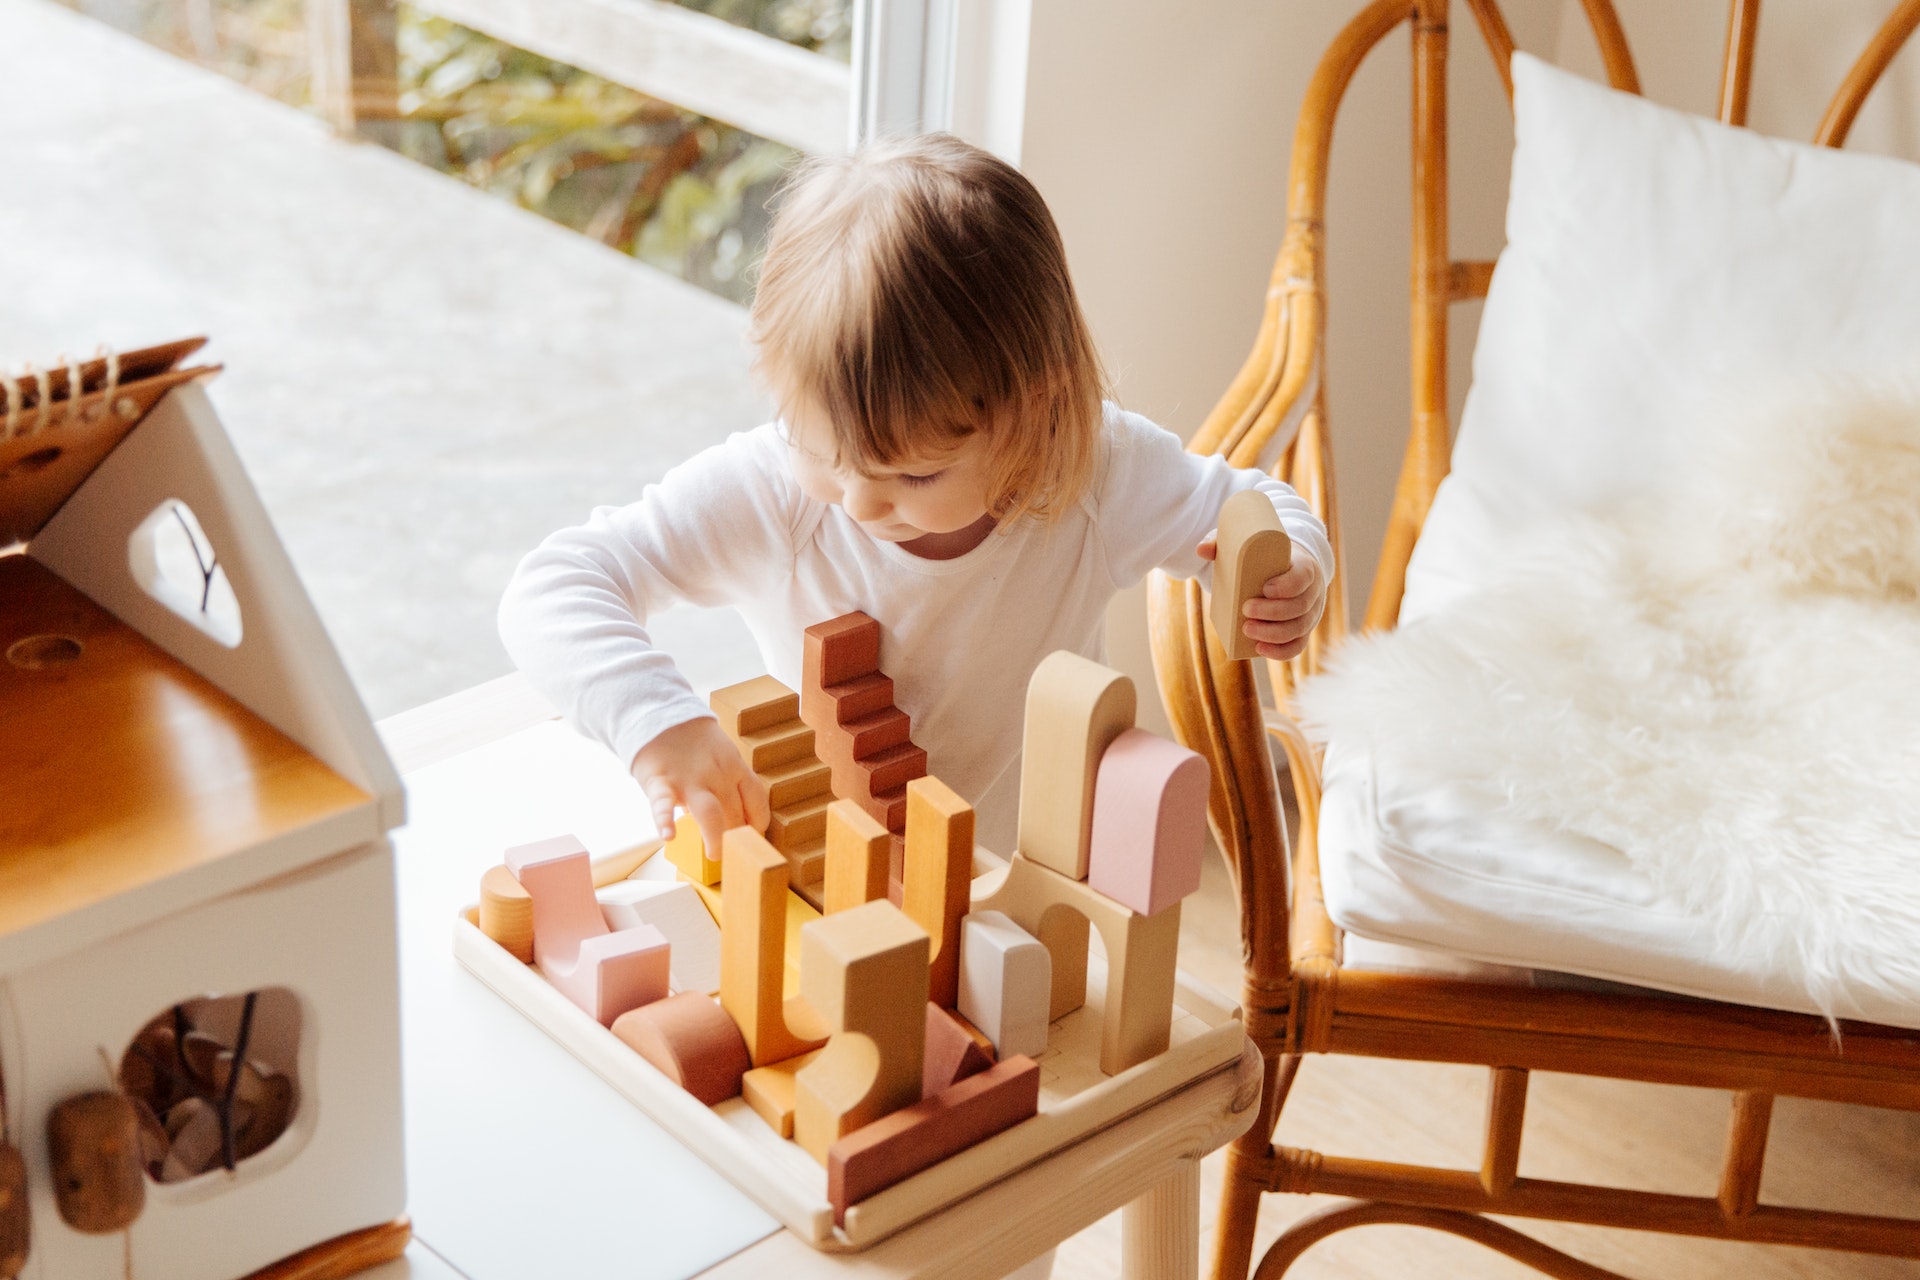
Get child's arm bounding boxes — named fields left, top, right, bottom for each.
left=1096, top=409, right=1333, bottom=661
left=498, top=426, right=796, bottom=849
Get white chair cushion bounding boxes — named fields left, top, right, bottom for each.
left=1401, top=52, right=1920, bottom=622
left=1322, top=54, right=1920, bottom=1026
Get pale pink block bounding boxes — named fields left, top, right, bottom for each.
left=1086, top=729, right=1210, bottom=917
left=507, top=835, right=672, bottom=1024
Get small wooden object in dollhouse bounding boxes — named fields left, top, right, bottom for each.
left=1210, top=487, right=1293, bottom=661
left=0, top=340, right=408, bottom=1280
left=458, top=609, right=1240, bottom=1247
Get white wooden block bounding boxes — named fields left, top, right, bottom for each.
left=599, top=879, right=723, bottom=996
left=958, top=910, right=1051, bottom=1060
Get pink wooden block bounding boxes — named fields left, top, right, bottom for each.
left=1085, top=729, right=1210, bottom=917
left=507, top=835, right=671, bottom=1024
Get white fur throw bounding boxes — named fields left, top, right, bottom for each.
left=1295, top=384, right=1920, bottom=1021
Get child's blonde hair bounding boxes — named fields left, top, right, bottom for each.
left=749, top=133, right=1107, bottom=525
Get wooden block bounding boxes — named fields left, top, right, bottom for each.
left=958, top=910, right=1052, bottom=1060
left=973, top=854, right=1181, bottom=1075
left=1210, top=487, right=1293, bottom=661
left=598, top=879, right=723, bottom=995
left=794, top=900, right=930, bottom=1162
left=689, top=877, right=722, bottom=927
left=903, top=776, right=974, bottom=1008
left=825, top=799, right=890, bottom=914
left=763, top=755, right=834, bottom=809
left=827, top=1056, right=1041, bottom=1223
left=804, top=612, right=881, bottom=689
left=46, top=1092, right=145, bottom=1233
left=923, top=1002, right=994, bottom=1099
left=1086, top=728, right=1211, bottom=917
left=719, top=827, right=828, bottom=1066
left=864, top=787, right=911, bottom=835
left=611, top=991, right=751, bottom=1105
left=803, top=670, right=895, bottom=729
left=783, top=886, right=824, bottom=1004
left=1037, top=910, right=1089, bottom=1020
left=711, top=675, right=800, bottom=738
left=478, top=863, right=534, bottom=963
left=855, top=741, right=929, bottom=797
left=1017, top=652, right=1137, bottom=880
left=734, top=717, right=818, bottom=772
left=740, top=1048, right=823, bottom=1138
left=507, top=836, right=672, bottom=1024
left=837, top=706, right=912, bottom=758
left=664, top=812, right=721, bottom=885
left=768, top=792, right=833, bottom=850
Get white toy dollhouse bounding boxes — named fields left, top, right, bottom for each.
left=0, top=340, right=406, bottom=1279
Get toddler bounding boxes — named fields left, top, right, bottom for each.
left=499, top=133, right=1331, bottom=855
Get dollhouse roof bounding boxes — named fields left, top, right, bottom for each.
left=0, top=340, right=403, bottom=973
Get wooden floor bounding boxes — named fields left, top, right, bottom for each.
left=1050, top=851, right=1920, bottom=1280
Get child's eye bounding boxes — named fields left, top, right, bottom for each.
left=897, top=470, right=944, bottom=488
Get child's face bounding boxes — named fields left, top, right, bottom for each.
left=783, top=408, right=995, bottom=544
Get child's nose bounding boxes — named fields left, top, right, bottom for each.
left=842, top=478, right=890, bottom=522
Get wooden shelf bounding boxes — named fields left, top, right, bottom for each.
left=0, top=554, right=369, bottom=939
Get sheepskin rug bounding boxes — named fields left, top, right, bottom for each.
left=1295, top=384, right=1920, bottom=1021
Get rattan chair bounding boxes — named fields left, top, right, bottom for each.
left=1145, top=2, right=1920, bottom=1277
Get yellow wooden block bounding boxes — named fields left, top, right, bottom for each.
left=740, top=1048, right=823, bottom=1139
left=719, top=827, right=826, bottom=1067
left=711, top=674, right=800, bottom=739
left=824, top=800, right=889, bottom=915
left=903, top=777, right=973, bottom=1009
left=794, top=900, right=930, bottom=1162
left=665, top=813, right=720, bottom=885
left=783, top=888, right=822, bottom=1000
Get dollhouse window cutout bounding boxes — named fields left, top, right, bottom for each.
left=117, top=989, right=303, bottom=1185
left=128, top=499, right=243, bottom=647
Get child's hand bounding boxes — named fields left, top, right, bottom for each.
left=1196, top=537, right=1327, bottom=662
left=630, top=718, right=770, bottom=857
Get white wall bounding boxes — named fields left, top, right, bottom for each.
left=979, top=0, right=1917, bottom=728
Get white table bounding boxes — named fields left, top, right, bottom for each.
left=368, top=678, right=1261, bottom=1280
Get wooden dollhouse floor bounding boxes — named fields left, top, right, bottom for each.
left=0, top=0, right=768, bottom=721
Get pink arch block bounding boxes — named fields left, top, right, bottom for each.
left=506, top=835, right=671, bottom=1025
left=1086, top=729, right=1210, bottom=917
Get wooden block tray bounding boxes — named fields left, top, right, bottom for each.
left=453, top=907, right=1243, bottom=1250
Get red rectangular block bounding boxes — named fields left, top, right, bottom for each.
left=856, top=786, right=909, bottom=834
left=858, top=742, right=927, bottom=796
left=828, top=1056, right=1040, bottom=1222
left=802, top=672, right=896, bottom=733
left=923, top=1003, right=995, bottom=1099
left=804, top=613, right=881, bottom=689
left=841, top=706, right=911, bottom=758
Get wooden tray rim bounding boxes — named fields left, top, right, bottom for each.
left=452, top=910, right=1244, bottom=1249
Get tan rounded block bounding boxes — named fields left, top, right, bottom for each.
left=611, top=992, right=751, bottom=1106
left=480, top=864, right=535, bottom=963
left=46, top=1091, right=146, bottom=1233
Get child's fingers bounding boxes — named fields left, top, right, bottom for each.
left=685, top=789, right=731, bottom=863
left=1195, top=535, right=1218, bottom=561
left=1259, top=561, right=1316, bottom=600
left=1255, top=636, right=1309, bottom=662
left=1242, top=593, right=1316, bottom=624
left=1241, top=613, right=1314, bottom=648
left=738, top=770, right=771, bottom=834
left=637, top=775, right=681, bottom=841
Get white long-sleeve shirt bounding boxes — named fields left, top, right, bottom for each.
left=498, top=404, right=1331, bottom=843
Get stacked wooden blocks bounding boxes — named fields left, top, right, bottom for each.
left=800, top=614, right=928, bottom=889
left=472, top=612, right=1220, bottom=1224
left=712, top=675, right=833, bottom=900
